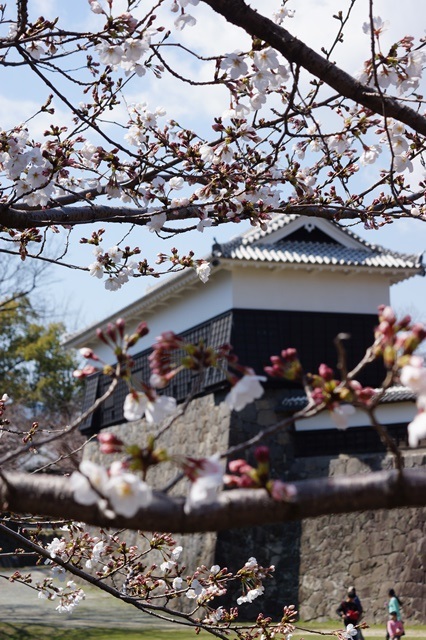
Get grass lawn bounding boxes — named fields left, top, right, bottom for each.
left=1, top=621, right=426, bottom=640
left=0, top=626, right=202, bottom=640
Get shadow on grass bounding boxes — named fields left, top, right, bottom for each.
left=0, top=623, right=105, bottom=640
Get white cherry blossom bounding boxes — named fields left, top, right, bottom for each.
left=175, top=13, right=197, bottom=30
left=70, top=460, right=109, bottom=506
left=46, top=537, right=67, bottom=559
left=254, top=47, right=280, bottom=70
left=123, top=392, right=148, bottom=421
left=220, top=51, right=249, bottom=80
left=107, top=246, right=123, bottom=264
left=145, top=395, right=177, bottom=424
left=184, top=456, right=224, bottom=513
left=147, top=211, right=167, bottom=232
left=123, top=38, right=149, bottom=62
left=237, top=585, right=264, bottom=605
left=400, top=357, right=426, bottom=394
left=394, top=153, right=413, bottom=173
left=168, top=176, right=184, bottom=190
left=359, top=145, right=382, bottom=166
left=344, top=624, right=359, bottom=639
left=225, top=375, right=266, bottom=411
left=331, top=404, right=355, bottom=430
left=172, top=577, right=183, bottom=590
left=199, top=143, right=215, bottom=163
left=96, top=43, right=124, bottom=66
left=104, top=277, right=122, bottom=291
left=105, top=473, right=152, bottom=517
left=196, top=262, right=211, bottom=283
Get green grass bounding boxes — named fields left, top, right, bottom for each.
left=0, top=626, right=201, bottom=640
left=1, top=622, right=426, bottom=640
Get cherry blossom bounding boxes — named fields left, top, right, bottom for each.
left=123, top=391, right=177, bottom=424
left=184, top=456, right=224, bottom=513
left=70, top=460, right=109, bottom=506
left=46, top=537, right=68, bottom=560
left=172, top=577, right=183, bottom=589
left=331, top=404, right=356, bottom=430
left=359, top=145, right=382, bottom=166
left=174, top=13, right=197, bottom=30
left=237, top=585, right=265, bottom=605
left=225, top=375, right=266, bottom=411
left=196, top=262, right=211, bottom=283
left=105, top=473, right=152, bottom=517
left=168, top=177, right=184, bottom=190
left=362, top=16, right=389, bottom=36
left=147, top=212, right=167, bottom=232
left=344, top=624, right=359, bottom=639
left=123, top=392, right=148, bottom=421
left=400, top=357, right=426, bottom=395
left=220, top=51, right=249, bottom=80
left=145, top=395, right=177, bottom=424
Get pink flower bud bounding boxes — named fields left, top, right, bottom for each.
left=136, top=321, right=149, bottom=338
left=79, top=347, right=99, bottom=361
left=380, top=306, right=396, bottom=324
left=318, top=363, right=334, bottom=381
left=228, top=459, right=251, bottom=474
left=98, top=432, right=123, bottom=446
left=73, top=365, right=97, bottom=378
left=254, top=446, right=270, bottom=463
left=116, top=318, right=126, bottom=338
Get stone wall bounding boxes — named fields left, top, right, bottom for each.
left=294, top=452, right=426, bottom=624
left=84, top=388, right=426, bottom=623
left=85, top=393, right=231, bottom=577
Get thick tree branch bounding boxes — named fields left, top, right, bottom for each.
left=202, top=0, right=426, bottom=136
left=1, top=201, right=422, bottom=231
left=1, top=468, right=425, bottom=532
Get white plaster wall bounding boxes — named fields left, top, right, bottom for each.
left=295, top=401, right=416, bottom=431
left=90, top=270, right=234, bottom=362
left=231, top=266, right=391, bottom=314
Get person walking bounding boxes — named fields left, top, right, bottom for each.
left=348, top=587, right=364, bottom=640
left=337, top=591, right=362, bottom=639
left=388, top=589, right=403, bottom=621
left=387, top=611, right=405, bottom=640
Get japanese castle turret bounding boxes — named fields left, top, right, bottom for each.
left=67, top=214, right=426, bottom=623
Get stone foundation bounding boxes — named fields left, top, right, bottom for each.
left=84, top=389, right=426, bottom=623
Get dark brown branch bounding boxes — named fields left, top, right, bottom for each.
left=202, top=0, right=426, bottom=136
left=0, top=468, right=424, bottom=533
left=1, top=201, right=424, bottom=231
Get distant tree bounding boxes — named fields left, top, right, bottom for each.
left=0, top=294, right=80, bottom=418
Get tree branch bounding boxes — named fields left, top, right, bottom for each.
left=1, top=201, right=423, bottom=231
left=1, top=468, right=424, bottom=533
left=202, top=0, right=426, bottom=135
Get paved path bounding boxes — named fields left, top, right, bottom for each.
left=0, top=568, right=174, bottom=630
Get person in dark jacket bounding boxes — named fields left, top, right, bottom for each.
left=337, top=593, right=362, bottom=639
left=347, top=587, right=364, bottom=640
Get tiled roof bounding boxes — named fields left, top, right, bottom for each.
left=213, top=213, right=423, bottom=273
left=278, top=386, right=416, bottom=412
left=218, top=238, right=422, bottom=270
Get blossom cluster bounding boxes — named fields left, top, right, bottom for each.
left=308, top=363, right=376, bottom=430
left=225, top=446, right=297, bottom=502
left=0, top=127, right=55, bottom=207
left=71, top=459, right=153, bottom=517
left=37, top=523, right=277, bottom=624
left=359, top=19, right=425, bottom=96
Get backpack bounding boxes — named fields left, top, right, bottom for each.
left=346, top=608, right=360, bottom=622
